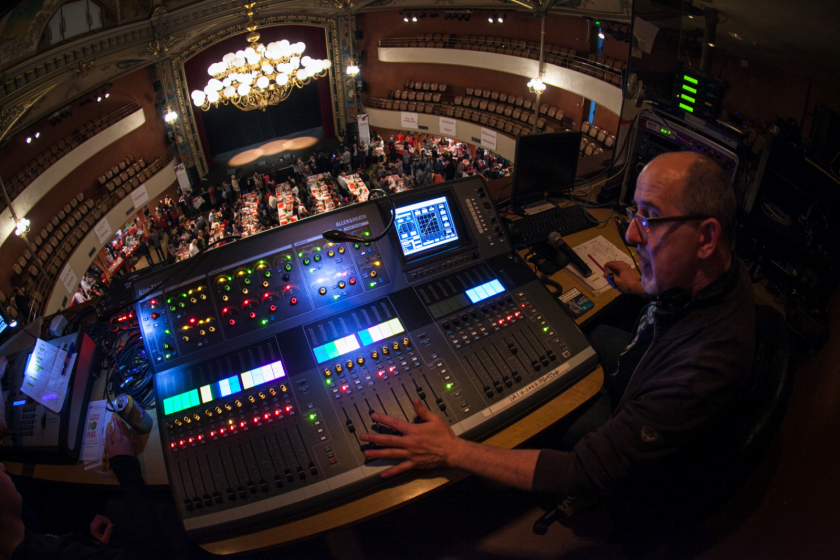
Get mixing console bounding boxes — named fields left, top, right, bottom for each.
left=115, top=177, right=598, bottom=542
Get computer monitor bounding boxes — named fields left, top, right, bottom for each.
left=509, top=131, right=582, bottom=211
left=0, top=306, right=15, bottom=338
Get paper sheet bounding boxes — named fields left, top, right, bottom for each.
left=567, top=236, right=636, bottom=297
left=633, top=17, right=660, bottom=55
left=82, top=400, right=114, bottom=470
left=19, top=338, right=72, bottom=413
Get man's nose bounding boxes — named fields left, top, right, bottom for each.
left=625, top=218, right=645, bottom=246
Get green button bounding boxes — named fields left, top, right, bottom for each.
left=303, top=258, right=311, bottom=265
left=314, top=254, right=321, bottom=262
left=264, top=271, right=271, bottom=278
left=284, top=263, right=292, bottom=271
left=354, top=243, right=360, bottom=249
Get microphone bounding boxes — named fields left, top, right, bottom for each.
left=548, top=231, right=592, bottom=277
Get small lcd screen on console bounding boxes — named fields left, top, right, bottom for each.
left=395, top=196, right=459, bottom=257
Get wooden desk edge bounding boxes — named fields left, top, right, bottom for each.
left=201, top=366, right=604, bottom=555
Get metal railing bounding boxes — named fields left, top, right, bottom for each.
left=378, top=36, right=623, bottom=82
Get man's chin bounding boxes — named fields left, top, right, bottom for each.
left=640, top=275, right=660, bottom=296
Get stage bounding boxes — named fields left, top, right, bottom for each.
left=204, top=127, right=343, bottom=186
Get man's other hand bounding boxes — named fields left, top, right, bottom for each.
left=360, top=399, right=462, bottom=479
left=105, top=419, right=135, bottom=458
left=604, top=260, right=643, bottom=293
left=90, top=514, right=114, bottom=544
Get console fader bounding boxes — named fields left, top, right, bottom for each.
left=118, top=177, right=598, bottom=542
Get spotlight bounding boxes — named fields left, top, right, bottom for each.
left=598, top=29, right=605, bottom=40
left=35, top=132, right=40, bottom=138
left=412, top=14, right=417, bottom=22
left=498, top=15, right=505, bottom=23
left=105, top=93, right=109, bottom=98
left=708, top=42, right=715, bottom=47
left=26, top=137, right=31, bottom=143
left=404, top=14, right=409, bottom=22
left=97, top=96, right=102, bottom=102
left=489, top=14, right=495, bottom=23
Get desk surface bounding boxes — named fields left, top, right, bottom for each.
left=4, top=208, right=635, bottom=552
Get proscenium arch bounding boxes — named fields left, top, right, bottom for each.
left=169, top=16, right=343, bottom=177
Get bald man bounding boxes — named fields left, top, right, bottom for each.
left=362, top=152, right=755, bottom=533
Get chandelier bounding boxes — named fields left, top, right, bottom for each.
left=191, top=9, right=331, bottom=112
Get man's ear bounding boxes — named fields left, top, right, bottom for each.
left=697, top=218, right=722, bottom=260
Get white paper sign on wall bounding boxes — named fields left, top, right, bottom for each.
left=401, top=112, right=419, bottom=129
left=439, top=117, right=457, bottom=136
left=59, top=264, right=78, bottom=294
left=481, top=128, right=497, bottom=151
left=93, top=218, right=112, bottom=245
left=130, top=184, right=149, bottom=207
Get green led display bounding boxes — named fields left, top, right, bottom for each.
left=683, top=75, right=699, bottom=85
left=680, top=94, right=696, bottom=103
left=679, top=103, right=694, bottom=113
left=660, top=128, right=671, bottom=135
left=682, top=84, right=697, bottom=94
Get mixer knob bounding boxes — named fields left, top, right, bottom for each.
left=280, top=384, right=287, bottom=393
left=190, top=297, right=197, bottom=304
left=335, top=364, right=343, bottom=373
left=452, top=319, right=460, bottom=326
left=338, top=246, right=345, bottom=254
left=192, top=414, right=200, bottom=421
left=258, top=392, right=266, bottom=400
left=269, top=388, right=276, bottom=396
left=235, top=400, right=242, bottom=408
left=242, top=288, right=249, bottom=295
left=184, top=416, right=191, bottom=424
left=262, top=281, right=269, bottom=288
left=215, top=406, right=223, bottom=414
left=324, top=368, right=332, bottom=377
left=392, top=341, right=400, bottom=350
left=199, top=330, right=206, bottom=336
left=460, top=314, right=468, bottom=321
left=328, top=250, right=335, bottom=257
left=205, top=410, right=213, bottom=417
left=403, top=337, right=410, bottom=347
left=470, top=311, right=477, bottom=318
left=182, top=336, right=189, bottom=343
left=248, top=395, right=256, bottom=403
left=222, top=295, right=229, bottom=302
left=167, top=422, right=175, bottom=429
left=209, top=326, right=216, bottom=333
left=318, top=287, right=327, bottom=296
left=224, top=403, right=232, bottom=411
left=357, top=357, right=365, bottom=366
left=338, top=281, right=346, bottom=289
left=174, top=419, right=182, bottom=426
left=381, top=346, right=390, bottom=356
left=346, top=360, right=354, bottom=369
left=370, top=270, right=378, bottom=278
left=371, top=351, right=379, bottom=359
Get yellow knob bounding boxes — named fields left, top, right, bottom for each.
left=336, top=364, right=343, bottom=373
left=234, top=400, right=242, bottom=408
left=263, top=281, right=269, bottom=288
left=190, top=297, right=197, bottom=304
left=280, top=384, right=287, bottom=393
left=328, top=250, right=335, bottom=257
left=258, top=391, right=266, bottom=400
left=382, top=346, right=389, bottom=355
left=182, top=336, right=189, bottom=342
left=403, top=337, right=410, bottom=346
left=224, top=403, right=232, bottom=411
left=324, top=368, right=332, bottom=377
left=184, top=416, right=191, bottom=424
left=269, top=388, right=276, bottom=396
left=338, top=246, right=345, bottom=254
left=319, top=287, right=327, bottom=295
left=370, top=270, right=378, bottom=278
left=200, top=294, right=207, bottom=300
left=174, top=419, right=182, bottom=426
left=215, top=406, right=223, bottom=414
left=209, top=326, right=216, bottom=332
left=346, top=359, right=354, bottom=369
left=199, top=330, right=206, bottom=336
left=193, top=414, right=201, bottom=421
left=393, top=341, right=399, bottom=350
left=371, top=350, right=379, bottom=359
left=242, top=288, right=249, bottom=295
left=222, top=295, right=229, bottom=301
left=248, top=395, right=255, bottom=403
left=357, top=357, right=365, bottom=365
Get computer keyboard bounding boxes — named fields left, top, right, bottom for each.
left=507, top=204, right=596, bottom=245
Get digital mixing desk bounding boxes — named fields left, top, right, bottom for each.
left=113, top=177, right=598, bottom=542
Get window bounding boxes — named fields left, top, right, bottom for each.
left=46, top=0, right=104, bottom=45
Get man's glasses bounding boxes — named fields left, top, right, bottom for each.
left=625, top=207, right=710, bottom=238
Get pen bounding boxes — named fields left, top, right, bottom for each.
left=61, top=342, right=75, bottom=377
left=587, top=254, right=607, bottom=274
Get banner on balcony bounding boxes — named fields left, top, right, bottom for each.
left=358, top=114, right=371, bottom=146
left=481, top=128, right=497, bottom=151
left=440, top=117, right=457, bottom=136
left=94, top=218, right=112, bottom=245
left=401, top=112, right=419, bottom=129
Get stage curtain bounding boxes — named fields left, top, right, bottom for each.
left=184, top=25, right=336, bottom=169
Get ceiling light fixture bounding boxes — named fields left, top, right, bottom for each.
left=346, top=64, right=360, bottom=76
left=191, top=5, right=331, bottom=112
left=14, top=217, right=30, bottom=237
left=164, top=110, right=178, bottom=123
left=527, top=78, right=546, bottom=94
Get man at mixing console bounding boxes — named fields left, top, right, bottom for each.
left=361, top=152, right=756, bottom=533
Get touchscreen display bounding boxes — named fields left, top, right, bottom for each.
left=395, top=196, right=459, bottom=257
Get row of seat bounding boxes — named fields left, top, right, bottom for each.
left=96, top=155, right=152, bottom=193
left=580, top=137, right=607, bottom=158
left=390, top=90, right=444, bottom=103
left=455, top=94, right=565, bottom=124
left=2, top=102, right=140, bottom=215
left=8, top=152, right=172, bottom=321
left=402, top=81, right=449, bottom=93
left=581, top=121, right=616, bottom=148
left=385, top=34, right=624, bottom=88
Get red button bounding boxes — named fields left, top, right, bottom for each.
left=290, top=297, right=298, bottom=305
left=349, top=277, right=356, bottom=285
left=249, top=312, right=256, bottom=319
left=229, top=319, right=236, bottom=325
left=210, top=431, right=216, bottom=437
left=189, top=318, right=196, bottom=324
left=264, top=413, right=270, bottom=420
left=179, top=440, right=185, bottom=446
left=170, top=442, right=175, bottom=448
left=198, top=435, right=203, bottom=440
left=240, top=421, right=245, bottom=428
left=274, top=410, right=281, bottom=416
left=269, top=305, right=277, bottom=312
left=188, top=437, right=194, bottom=443
left=253, top=417, right=259, bottom=423
left=220, top=428, right=226, bottom=434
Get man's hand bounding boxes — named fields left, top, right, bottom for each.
left=90, top=514, right=114, bottom=544
left=105, top=419, right=135, bottom=458
left=604, top=260, right=643, bottom=293
left=359, top=399, right=463, bottom=479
